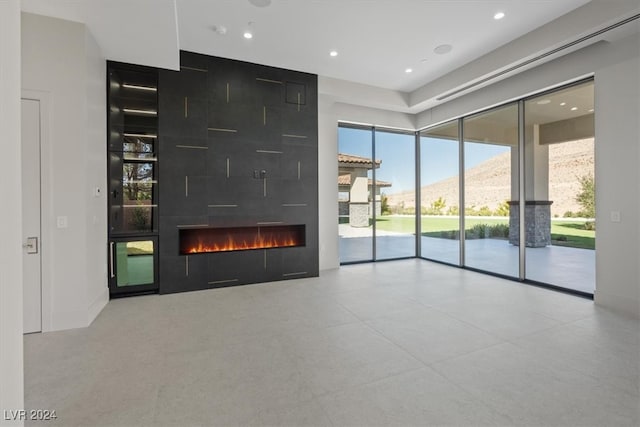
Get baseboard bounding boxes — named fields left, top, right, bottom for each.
left=50, top=309, right=89, bottom=331
left=49, top=287, right=109, bottom=331
left=87, top=286, right=109, bottom=326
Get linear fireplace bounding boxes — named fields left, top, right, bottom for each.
left=179, top=225, right=306, bottom=255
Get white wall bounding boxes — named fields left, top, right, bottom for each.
left=0, top=0, right=24, bottom=424
left=593, top=38, right=640, bottom=317
left=84, top=29, right=109, bottom=323
left=21, top=13, right=108, bottom=331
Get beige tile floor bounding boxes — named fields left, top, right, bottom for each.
left=24, top=259, right=639, bottom=426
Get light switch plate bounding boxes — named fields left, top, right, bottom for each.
left=56, top=216, right=68, bottom=228
left=610, top=211, right=621, bottom=222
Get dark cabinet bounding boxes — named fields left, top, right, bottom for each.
left=107, top=62, right=160, bottom=297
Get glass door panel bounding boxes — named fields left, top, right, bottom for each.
left=524, top=81, right=595, bottom=294
left=109, top=137, right=157, bottom=234
left=420, top=120, right=460, bottom=265
left=338, top=126, right=374, bottom=263
left=463, top=104, right=519, bottom=277
left=374, top=130, right=416, bottom=260
left=109, top=237, right=158, bottom=296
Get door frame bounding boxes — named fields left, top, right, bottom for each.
left=22, top=89, right=53, bottom=332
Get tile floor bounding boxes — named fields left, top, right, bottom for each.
left=24, top=259, right=639, bottom=426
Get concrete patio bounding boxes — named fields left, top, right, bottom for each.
left=339, top=226, right=595, bottom=294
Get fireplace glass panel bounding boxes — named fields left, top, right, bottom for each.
left=180, top=225, right=306, bottom=255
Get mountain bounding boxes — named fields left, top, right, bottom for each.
left=386, top=138, right=594, bottom=217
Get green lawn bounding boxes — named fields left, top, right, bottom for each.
left=371, top=215, right=595, bottom=250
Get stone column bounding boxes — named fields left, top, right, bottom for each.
left=349, top=171, right=370, bottom=227
left=509, top=201, right=553, bottom=247
left=509, top=124, right=553, bottom=247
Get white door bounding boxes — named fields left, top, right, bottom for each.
left=22, top=98, right=42, bottom=334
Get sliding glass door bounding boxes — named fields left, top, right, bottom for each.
left=523, top=81, right=595, bottom=293
left=374, top=129, right=416, bottom=260
left=338, top=126, right=374, bottom=263
left=463, top=104, right=519, bottom=278
left=419, top=120, right=460, bottom=265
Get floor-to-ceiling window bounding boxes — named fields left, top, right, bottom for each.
left=338, top=126, right=374, bottom=263
left=523, top=81, right=595, bottom=294
left=463, top=103, right=519, bottom=278
left=374, top=129, right=416, bottom=260
left=419, top=120, right=460, bottom=265
left=338, top=80, right=595, bottom=295
left=338, top=126, right=416, bottom=264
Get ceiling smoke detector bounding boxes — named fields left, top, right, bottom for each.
left=249, top=0, right=271, bottom=7
left=212, top=25, right=227, bottom=35
left=434, top=44, right=453, bottom=55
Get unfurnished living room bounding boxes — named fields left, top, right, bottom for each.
left=1, top=0, right=639, bottom=426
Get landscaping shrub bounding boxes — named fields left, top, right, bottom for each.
left=447, top=206, right=459, bottom=216
left=466, top=223, right=487, bottom=239
left=488, top=223, right=509, bottom=238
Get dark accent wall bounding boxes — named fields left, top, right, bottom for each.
left=158, top=51, right=319, bottom=294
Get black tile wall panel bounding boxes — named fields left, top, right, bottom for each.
left=158, top=69, right=208, bottom=139
left=158, top=51, right=318, bottom=294
left=160, top=254, right=208, bottom=294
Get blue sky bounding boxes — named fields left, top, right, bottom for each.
left=339, top=127, right=510, bottom=194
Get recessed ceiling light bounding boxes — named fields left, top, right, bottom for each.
left=560, top=102, right=566, bottom=106
left=571, top=107, right=578, bottom=111
left=536, top=99, right=551, bottom=105
left=405, top=68, right=413, bottom=73
left=248, top=0, right=271, bottom=7
left=329, top=50, right=338, bottom=57
left=434, top=44, right=453, bottom=55
left=494, top=12, right=505, bottom=20
left=243, top=31, right=253, bottom=39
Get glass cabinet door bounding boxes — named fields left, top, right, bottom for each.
left=108, top=63, right=159, bottom=235
left=109, top=237, right=158, bottom=296
left=109, top=138, right=157, bottom=233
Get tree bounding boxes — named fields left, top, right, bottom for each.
left=429, top=197, right=446, bottom=215
left=380, top=193, right=391, bottom=215
left=576, top=174, right=595, bottom=218
left=494, top=200, right=510, bottom=217
left=123, top=137, right=154, bottom=202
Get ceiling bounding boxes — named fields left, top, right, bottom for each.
left=21, top=0, right=593, bottom=93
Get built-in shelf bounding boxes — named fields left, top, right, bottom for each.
left=107, top=61, right=160, bottom=297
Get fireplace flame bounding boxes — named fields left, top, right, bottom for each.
left=186, top=233, right=299, bottom=254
